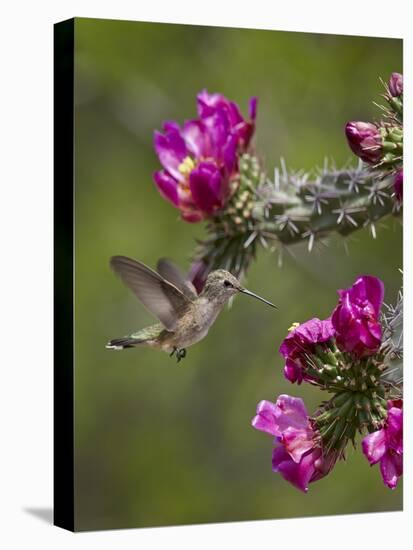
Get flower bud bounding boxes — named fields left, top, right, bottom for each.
left=345, top=122, right=382, bottom=164
left=389, top=72, right=403, bottom=97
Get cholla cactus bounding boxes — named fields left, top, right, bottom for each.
left=149, top=75, right=403, bottom=493
left=252, top=276, right=403, bottom=492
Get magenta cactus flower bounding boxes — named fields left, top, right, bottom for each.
left=331, top=275, right=384, bottom=357
left=252, top=395, right=336, bottom=492
left=394, top=169, right=403, bottom=201
left=389, top=72, right=403, bottom=97
left=279, top=318, right=335, bottom=384
left=153, top=91, right=257, bottom=222
left=362, top=400, right=403, bottom=489
left=345, top=121, right=383, bottom=164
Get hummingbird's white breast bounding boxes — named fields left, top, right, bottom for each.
left=171, top=296, right=223, bottom=349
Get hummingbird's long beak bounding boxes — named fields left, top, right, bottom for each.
left=239, top=288, right=278, bottom=309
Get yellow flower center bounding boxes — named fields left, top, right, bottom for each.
left=178, top=156, right=196, bottom=177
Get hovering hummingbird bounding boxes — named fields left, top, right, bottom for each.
left=106, top=256, right=276, bottom=362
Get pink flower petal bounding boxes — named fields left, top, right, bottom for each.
left=153, top=170, right=179, bottom=206
left=154, top=128, right=187, bottom=181
left=181, top=119, right=208, bottom=158
left=362, top=429, right=387, bottom=465
left=162, top=120, right=180, bottom=132
left=251, top=400, right=279, bottom=436
left=189, top=162, right=223, bottom=213
left=222, top=133, right=238, bottom=174
left=283, top=358, right=303, bottom=385
left=197, top=89, right=223, bottom=118
left=273, top=395, right=309, bottom=432
left=203, top=109, right=231, bottom=159
left=272, top=446, right=316, bottom=493
left=252, top=395, right=311, bottom=439
left=380, top=451, right=403, bottom=489
left=353, top=276, right=385, bottom=317
left=386, top=405, right=403, bottom=454
left=282, top=427, right=315, bottom=463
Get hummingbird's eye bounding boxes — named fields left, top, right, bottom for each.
left=224, top=280, right=233, bottom=288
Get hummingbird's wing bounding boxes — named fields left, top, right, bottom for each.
left=110, top=256, right=194, bottom=331
left=156, top=258, right=198, bottom=299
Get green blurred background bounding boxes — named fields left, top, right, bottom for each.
left=73, top=18, right=402, bottom=531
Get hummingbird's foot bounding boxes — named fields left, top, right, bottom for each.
left=177, top=348, right=186, bottom=362
left=169, top=347, right=187, bottom=362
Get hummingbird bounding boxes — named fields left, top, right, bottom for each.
left=106, top=255, right=276, bottom=362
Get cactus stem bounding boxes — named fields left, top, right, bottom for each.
left=193, top=156, right=400, bottom=279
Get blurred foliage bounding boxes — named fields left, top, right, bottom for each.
left=73, top=17, right=402, bottom=530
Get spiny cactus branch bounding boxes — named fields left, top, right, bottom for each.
left=194, top=154, right=401, bottom=278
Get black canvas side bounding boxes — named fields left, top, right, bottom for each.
left=53, top=18, right=75, bottom=532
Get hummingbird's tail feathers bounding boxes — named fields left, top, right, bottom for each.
left=105, top=337, right=145, bottom=350
left=106, top=324, right=164, bottom=351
